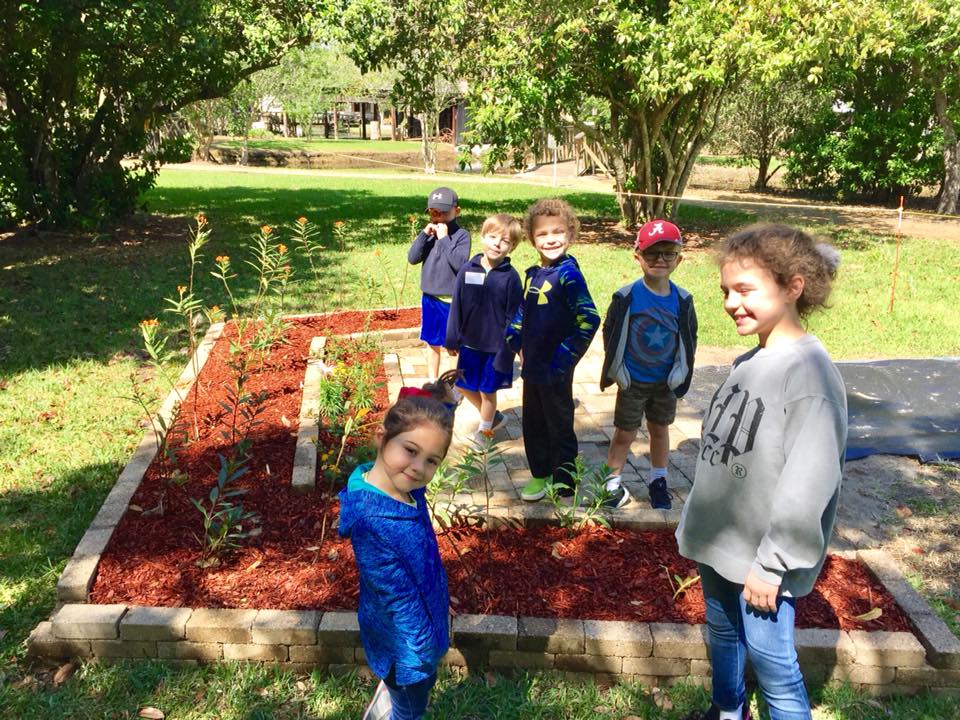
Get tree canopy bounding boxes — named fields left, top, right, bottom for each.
left=0, top=1, right=327, bottom=227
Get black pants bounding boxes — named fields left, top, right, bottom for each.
left=522, top=376, right=578, bottom=487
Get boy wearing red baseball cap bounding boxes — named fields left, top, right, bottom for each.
left=598, top=219, right=698, bottom=509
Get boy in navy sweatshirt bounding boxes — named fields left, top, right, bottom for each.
left=408, top=187, right=471, bottom=383
left=506, top=199, right=600, bottom=500
left=445, top=214, right=523, bottom=439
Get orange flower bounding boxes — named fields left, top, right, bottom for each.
left=373, top=249, right=381, bottom=257
left=210, top=305, right=220, bottom=313
left=333, top=220, right=345, bottom=228
left=195, top=212, right=207, bottom=227
left=139, top=318, right=159, bottom=329
left=282, top=264, right=291, bottom=272
left=177, top=285, right=186, bottom=295
left=216, top=255, right=229, bottom=264
left=261, top=225, right=273, bottom=235
left=277, top=243, right=287, bottom=254
left=297, top=216, right=308, bottom=225
left=408, top=214, right=418, bottom=223
left=479, top=429, right=495, bottom=439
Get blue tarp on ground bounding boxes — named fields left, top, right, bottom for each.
left=684, top=358, right=960, bottom=463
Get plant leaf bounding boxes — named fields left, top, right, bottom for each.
left=851, top=607, right=883, bottom=622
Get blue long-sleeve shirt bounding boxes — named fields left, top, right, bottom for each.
left=505, top=254, right=600, bottom=383
left=445, top=254, right=522, bottom=373
left=407, top=220, right=471, bottom=297
left=338, top=463, right=450, bottom=685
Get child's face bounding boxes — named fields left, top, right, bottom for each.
left=428, top=207, right=458, bottom=224
left=531, top=215, right=570, bottom=265
left=636, top=241, right=682, bottom=279
left=378, top=423, right=448, bottom=495
left=721, top=257, right=801, bottom=344
left=480, top=229, right=514, bottom=265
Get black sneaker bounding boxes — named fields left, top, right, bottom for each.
left=601, top=484, right=631, bottom=509
left=648, top=477, right=672, bottom=510
left=556, top=483, right=576, bottom=498
left=491, top=410, right=508, bottom=432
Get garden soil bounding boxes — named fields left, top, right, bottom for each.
left=90, top=313, right=911, bottom=632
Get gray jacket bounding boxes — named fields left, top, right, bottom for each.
left=600, top=280, right=697, bottom=397
left=407, top=220, right=471, bottom=297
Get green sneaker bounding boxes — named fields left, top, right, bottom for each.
left=520, top=476, right=549, bottom=502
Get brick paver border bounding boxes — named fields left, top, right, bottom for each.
left=29, top=317, right=960, bottom=697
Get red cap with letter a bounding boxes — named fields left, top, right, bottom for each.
left=635, top=219, right=683, bottom=252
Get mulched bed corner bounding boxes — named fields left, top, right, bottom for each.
left=91, top=311, right=911, bottom=632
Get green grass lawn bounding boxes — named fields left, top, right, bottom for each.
left=214, top=137, right=435, bottom=154
left=2, top=168, right=958, bottom=717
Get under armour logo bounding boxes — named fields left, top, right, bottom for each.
left=649, top=222, right=665, bottom=236
left=524, top=279, right=552, bottom=305
left=432, top=192, right=443, bottom=199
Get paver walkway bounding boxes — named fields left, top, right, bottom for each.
left=386, top=336, right=712, bottom=514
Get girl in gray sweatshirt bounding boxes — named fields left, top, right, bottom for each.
left=676, top=224, right=846, bottom=720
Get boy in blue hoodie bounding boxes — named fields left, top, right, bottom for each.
left=506, top=199, right=601, bottom=501
left=407, top=187, right=472, bottom=383
left=445, top=213, right=523, bottom=439
left=339, top=392, right=454, bottom=720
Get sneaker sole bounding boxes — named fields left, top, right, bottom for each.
left=520, top=490, right=546, bottom=502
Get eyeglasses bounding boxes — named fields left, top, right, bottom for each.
left=641, top=250, right=679, bottom=262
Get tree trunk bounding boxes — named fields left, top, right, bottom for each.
left=420, top=112, right=437, bottom=173
left=756, top=154, right=771, bottom=191
left=934, top=89, right=960, bottom=215
left=389, top=105, right=396, bottom=140
left=333, top=104, right=339, bottom=140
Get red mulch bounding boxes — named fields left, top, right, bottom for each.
left=91, top=310, right=912, bottom=633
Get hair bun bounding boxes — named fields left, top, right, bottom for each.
left=815, top=243, right=841, bottom=275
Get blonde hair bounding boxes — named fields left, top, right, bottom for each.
left=718, top=223, right=840, bottom=318
left=481, top=213, right=523, bottom=249
left=522, top=198, right=579, bottom=245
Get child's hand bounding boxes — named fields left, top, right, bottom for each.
left=434, top=222, right=448, bottom=239
left=423, top=223, right=437, bottom=236
left=742, top=570, right=780, bottom=613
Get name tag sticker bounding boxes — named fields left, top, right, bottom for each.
left=465, top=272, right=486, bottom=285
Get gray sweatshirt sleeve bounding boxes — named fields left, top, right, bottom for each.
left=408, top=231, right=432, bottom=265
left=750, top=393, right=847, bottom=585
left=432, top=228, right=471, bottom=275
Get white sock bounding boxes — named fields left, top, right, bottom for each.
left=718, top=704, right=743, bottom=720
left=477, top=419, right=493, bottom=431
left=649, top=467, right=667, bottom=483
left=605, top=475, right=622, bottom=492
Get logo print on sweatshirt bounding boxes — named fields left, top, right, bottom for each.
left=524, top=279, right=552, bottom=305
left=699, top=383, right=764, bottom=473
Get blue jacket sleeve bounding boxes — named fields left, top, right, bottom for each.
left=551, top=265, right=600, bottom=374
left=445, top=267, right=467, bottom=350
left=505, top=277, right=525, bottom=354
left=493, top=269, right=523, bottom=373
left=407, top=231, right=432, bottom=265
left=352, top=519, right=438, bottom=672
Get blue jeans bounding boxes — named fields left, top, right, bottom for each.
left=383, top=668, right=437, bottom=720
left=699, top=564, right=812, bottom=720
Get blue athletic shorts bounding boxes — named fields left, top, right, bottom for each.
left=456, top=346, right=513, bottom=393
left=420, top=294, right=450, bottom=347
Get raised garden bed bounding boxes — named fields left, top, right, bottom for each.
left=28, top=311, right=960, bottom=696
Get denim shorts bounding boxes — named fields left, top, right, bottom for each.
left=613, top=380, right=677, bottom=430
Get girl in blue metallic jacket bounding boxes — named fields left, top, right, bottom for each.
left=338, top=391, right=454, bottom=720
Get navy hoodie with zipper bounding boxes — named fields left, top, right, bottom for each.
left=444, top=253, right=523, bottom=374
left=338, top=463, right=450, bottom=685
left=505, top=254, right=600, bottom=383
left=407, top=219, right=471, bottom=297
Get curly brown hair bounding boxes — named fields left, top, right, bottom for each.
left=522, top=198, right=579, bottom=245
left=717, top=223, right=840, bottom=318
